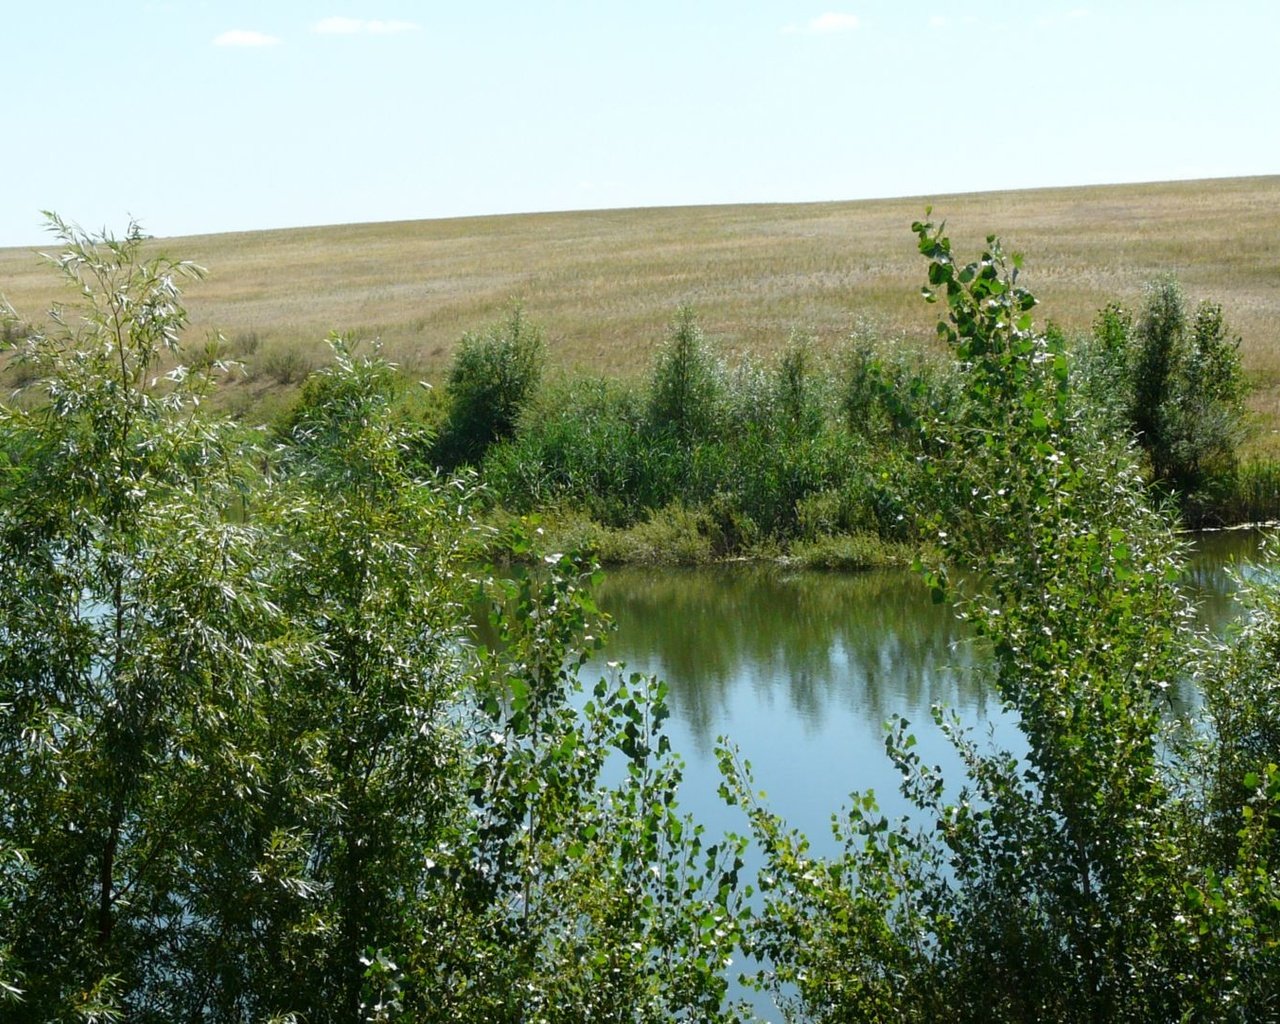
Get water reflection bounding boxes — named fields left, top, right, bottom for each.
left=590, top=566, right=985, bottom=754
left=591, top=532, right=1266, bottom=750
left=581, top=531, right=1268, bottom=839
left=579, top=531, right=1267, bottom=1015
left=1183, top=529, right=1266, bottom=626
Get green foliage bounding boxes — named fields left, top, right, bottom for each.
left=1130, top=276, right=1185, bottom=464
left=838, top=336, right=956, bottom=449
left=482, top=377, right=675, bottom=527
left=1082, top=277, right=1249, bottom=513
left=474, top=276, right=1259, bottom=557
left=437, top=305, right=544, bottom=469
left=647, top=306, right=723, bottom=444
left=256, top=336, right=315, bottom=384
left=239, top=340, right=480, bottom=1021
left=406, top=544, right=748, bottom=1021
left=785, top=531, right=915, bottom=571
left=724, top=216, right=1280, bottom=1022
left=1212, top=457, right=1280, bottom=525
left=0, top=215, right=276, bottom=1019
left=1073, top=303, right=1132, bottom=443
left=479, top=318, right=943, bottom=556
left=774, top=333, right=823, bottom=438
left=0, top=217, right=745, bottom=1022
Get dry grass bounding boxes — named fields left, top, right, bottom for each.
left=3, top=175, right=1279, bottom=432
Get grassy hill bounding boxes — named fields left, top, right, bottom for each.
left=3, top=175, right=1279, bottom=441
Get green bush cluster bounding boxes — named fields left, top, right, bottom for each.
left=1078, top=278, right=1249, bottom=522
left=463, top=288, right=1263, bottom=560
left=434, top=306, right=544, bottom=470
left=478, top=312, right=944, bottom=558
left=0, top=219, right=747, bottom=1023
left=437, top=280, right=1259, bottom=561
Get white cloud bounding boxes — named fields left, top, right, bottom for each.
left=808, top=12, right=860, bottom=33
left=312, top=17, right=420, bottom=35
left=928, top=15, right=947, bottom=29
left=313, top=16, right=362, bottom=34
left=366, top=19, right=420, bottom=34
left=784, top=12, right=860, bottom=34
left=213, top=29, right=280, bottom=47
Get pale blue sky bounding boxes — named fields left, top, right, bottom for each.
left=3, top=1, right=1276, bottom=245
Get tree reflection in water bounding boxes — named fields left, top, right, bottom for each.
left=582, top=531, right=1261, bottom=845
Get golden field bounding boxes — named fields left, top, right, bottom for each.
left=2, top=175, right=1278, bottom=434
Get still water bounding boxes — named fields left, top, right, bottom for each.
left=583, top=530, right=1267, bottom=855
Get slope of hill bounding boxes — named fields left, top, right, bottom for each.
left=3, top=175, right=1278, bottom=433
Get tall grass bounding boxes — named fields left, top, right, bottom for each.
left=1194, top=460, right=1280, bottom=527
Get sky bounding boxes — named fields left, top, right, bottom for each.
left=2, top=0, right=1277, bottom=246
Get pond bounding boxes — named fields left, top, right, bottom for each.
left=582, top=529, right=1267, bottom=867
left=577, top=530, right=1268, bottom=1015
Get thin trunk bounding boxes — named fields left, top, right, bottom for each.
left=99, top=798, right=123, bottom=946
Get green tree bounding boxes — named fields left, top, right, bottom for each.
left=0, top=216, right=282, bottom=1020
left=0, top=218, right=747, bottom=1022
left=1091, top=276, right=1248, bottom=508
left=726, top=218, right=1279, bottom=1022
left=437, top=305, right=545, bottom=469
left=214, top=338, right=482, bottom=1021
left=647, top=306, right=722, bottom=444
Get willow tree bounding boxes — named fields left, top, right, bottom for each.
left=0, top=217, right=284, bottom=1019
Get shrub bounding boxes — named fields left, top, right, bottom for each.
left=601, top=503, right=717, bottom=565
left=257, top=337, right=314, bottom=384
left=226, top=329, right=261, bottom=357
left=1215, top=458, right=1280, bottom=524
left=1087, top=277, right=1250, bottom=503
left=436, top=305, right=544, bottom=469
left=646, top=306, right=722, bottom=443
left=482, top=377, right=677, bottom=526
left=839, top=336, right=885, bottom=437
left=774, top=332, right=823, bottom=437
left=787, top=531, right=914, bottom=570
left=185, top=332, right=232, bottom=374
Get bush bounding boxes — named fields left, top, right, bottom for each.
left=774, top=332, right=823, bottom=437
left=1085, top=277, right=1250, bottom=504
left=787, top=531, right=914, bottom=570
left=482, top=377, right=678, bottom=526
left=436, top=305, right=544, bottom=469
left=226, top=329, right=261, bottom=357
left=598, top=503, right=717, bottom=565
left=257, top=337, right=315, bottom=384
left=646, top=306, right=722, bottom=443
left=479, top=313, right=945, bottom=557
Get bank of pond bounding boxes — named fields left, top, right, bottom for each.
left=411, top=285, right=1280, bottom=568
